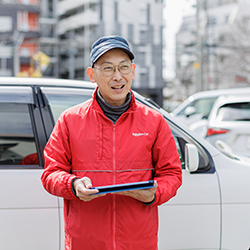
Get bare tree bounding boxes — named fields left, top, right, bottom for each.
left=214, top=16, right=250, bottom=86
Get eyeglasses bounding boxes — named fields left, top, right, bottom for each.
left=94, top=62, right=132, bottom=76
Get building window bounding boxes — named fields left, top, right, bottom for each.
left=0, top=16, right=12, bottom=32
left=89, top=3, right=97, bottom=11
left=18, top=11, right=29, bottom=31
left=20, top=39, right=38, bottom=57
left=140, top=72, right=148, bottom=86
left=17, top=11, right=39, bottom=32
left=29, top=13, right=39, bottom=31
left=140, top=30, right=147, bottom=43
left=17, top=0, right=39, bottom=5
left=89, top=25, right=97, bottom=35
left=139, top=52, right=146, bottom=63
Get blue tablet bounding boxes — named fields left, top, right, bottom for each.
left=90, top=180, right=154, bottom=195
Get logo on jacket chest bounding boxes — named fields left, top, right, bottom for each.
left=132, top=132, right=149, bottom=137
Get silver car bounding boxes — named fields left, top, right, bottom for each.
left=1, top=77, right=250, bottom=250
left=171, top=87, right=250, bottom=137
left=205, top=95, right=250, bottom=158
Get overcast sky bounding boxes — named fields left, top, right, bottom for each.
left=163, top=0, right=196, bottom=80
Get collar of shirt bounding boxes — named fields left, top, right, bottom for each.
left=96, top=89, right=132, bottom=124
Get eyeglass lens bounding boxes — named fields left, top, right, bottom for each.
left=96, top=63, right=132, bottom=76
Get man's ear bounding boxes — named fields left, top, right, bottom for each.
left=86, top=67, right=96, bottom=83
left=132, top=63, right=136, bottom=80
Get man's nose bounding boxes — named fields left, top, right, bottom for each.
left=112, top=66, right=122, bottom=80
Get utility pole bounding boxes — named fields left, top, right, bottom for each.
left=13, top=30, right=24, bottom=76
left=69, top=30, right=75, bottom=79
left=84, top=3, right=90, bottom=81
left=195, top=0, right=201, bottom=92
left=1, top=57, right=7, bottom=76
left=53, top=0, right=59, bottom=78
left=204, top=0, right=209, bottom=90
left=0, top=42, right=7, bottom=76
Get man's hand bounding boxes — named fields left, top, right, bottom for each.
left=73, top=177, right=105, bottom=202
left=116, top=180, right=157, bottom=203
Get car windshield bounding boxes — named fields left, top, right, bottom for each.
left=216, top=102, right=250, bottom=121
left=178, top=97, right=216, bottom=119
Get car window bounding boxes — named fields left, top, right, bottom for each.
left=170, top=124, right=211, bottom=172
left=173, top=136, right=185, bottom=168
left=216, top=102, right=250, bottom=121
left=0, top=103, right=37, bottom=166
left=41, top=87, right=94, bottom=122
left=178, top=97, right=217, bottom=119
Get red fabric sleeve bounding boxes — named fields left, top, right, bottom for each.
left=41, top=113, right=78, bottom=201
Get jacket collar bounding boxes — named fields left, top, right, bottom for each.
left=91, top=87, right=137, bottom=112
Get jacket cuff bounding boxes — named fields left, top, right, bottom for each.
left=141, top=194, right=156, bottom=206
left=71, top=178, right=80, bottom=198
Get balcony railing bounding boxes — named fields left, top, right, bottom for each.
left=58, top=0, right=99, bottom=16
left=58, top=9, right=99, bottom=34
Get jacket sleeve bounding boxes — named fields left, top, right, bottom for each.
left=41, top=113, right=78, bottom=201
left=151, top=115, right=182, bottom=206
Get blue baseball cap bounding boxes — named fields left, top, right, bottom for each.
left=90, top=35, right=134, bottom=67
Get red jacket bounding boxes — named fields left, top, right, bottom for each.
left=41, top=88, right=182, bottom=250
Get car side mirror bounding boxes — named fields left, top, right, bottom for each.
left=185, top=143, right=199, bottom=172
left=184, top=106, right=196, bottom=117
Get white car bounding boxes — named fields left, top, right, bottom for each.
left=171, top=87, right=250, bottom=137
left=0, top=77, right=250, bottom=250
left=205, top=95, right=250, bottom=158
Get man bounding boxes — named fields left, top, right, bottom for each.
left=41, top=35, right=182, bottom=250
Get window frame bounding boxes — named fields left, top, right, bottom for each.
left=0, top=86, right=46, bottom=169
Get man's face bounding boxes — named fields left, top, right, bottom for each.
left=87, top=49, right=135, bottom=107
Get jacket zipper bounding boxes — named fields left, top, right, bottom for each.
left=99, top=124, right=103, bottom=159
left=112, top=125, right=116, bottom=250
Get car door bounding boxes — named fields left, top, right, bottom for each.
left=158, top=121, right=221, bottom=250
left=0, top=86, right=61, bottom=250
left=133, top=96, right=222, bottom=250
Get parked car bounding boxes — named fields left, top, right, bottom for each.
left=171, top=87, right=250, bottom=137
left=205, top=95, right=250, bottom=158
left=1, top=77, right=250, bottom=250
